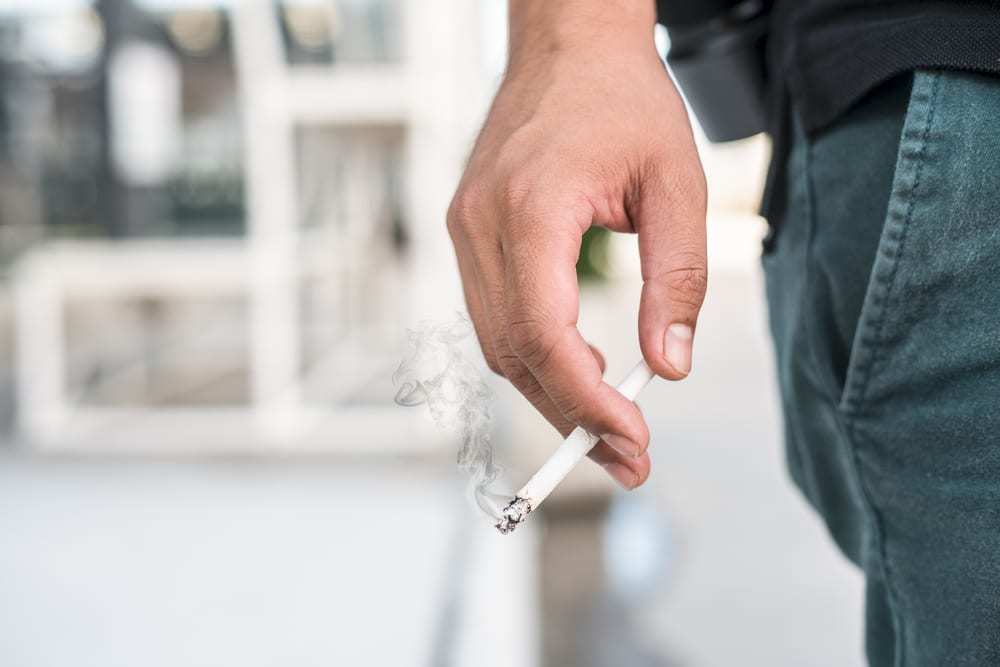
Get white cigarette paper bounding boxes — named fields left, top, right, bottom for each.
left=496, top=359, right=656, bottom=534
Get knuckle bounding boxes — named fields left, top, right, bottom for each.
left=506, top=317, right=556, bottom=369
left=445, top=215, right=460, bottom=242
left=557, top=394, right=588, bottom=426
left=544, top=381, right=593, bottom=426
left=662, top=263, right=708, bottom=306
left=496, top=172, right=558, bottom=222
left=497, top=178, right=532, bottom=216
left=519, top=379, right=550, bottom=407
left=495, top=350, right=526, bottom=380
left=446, top=186, right=482, bottom=237
left=496, top=354, right=548, bottom=403
left=482, top=352, right=505, bottom=377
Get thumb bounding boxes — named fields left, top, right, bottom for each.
left=634, top=163, right=708, bottom=380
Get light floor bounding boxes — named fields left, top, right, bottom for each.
left=0, top=267, right=863, bottom=667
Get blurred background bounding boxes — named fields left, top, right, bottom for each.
left=0, top=1, right=863, bottom=665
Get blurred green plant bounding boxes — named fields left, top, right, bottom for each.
left=576, top=226, right=612, bottom=282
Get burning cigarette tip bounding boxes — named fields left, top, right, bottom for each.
left=495, top=496, right=532, bottom=535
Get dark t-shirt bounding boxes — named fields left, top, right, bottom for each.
left=760, top=0, right=1000, bottom=220
left=770, top=0, right=1000, bottom=134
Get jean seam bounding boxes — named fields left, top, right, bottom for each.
left=837, top=70, right=943, bottom=667
left=799, top=128, right=842, bottom=408
left=784, top=118, right=831, bottom=505
left=840, top=72, right=940, bottom=415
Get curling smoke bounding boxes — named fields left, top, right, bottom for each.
left=393, top=314, right=510, bottom=520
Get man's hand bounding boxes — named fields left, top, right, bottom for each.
left=447, top=0, right=707, bottom=489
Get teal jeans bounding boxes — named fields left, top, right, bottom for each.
left=764, top=70, right=1000, bottom=665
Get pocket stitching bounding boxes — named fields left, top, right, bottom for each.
left=839, top=71, right=942, bottom=415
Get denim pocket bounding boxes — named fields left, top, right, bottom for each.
left=825, top=69, right=1000, bottom=664
left=774, top=73, right=915, bottom=409
left=837, top=71, right=941, bottom=414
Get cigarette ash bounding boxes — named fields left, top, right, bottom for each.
left=394, top=313, right=511, bottom=523
left=495, top=496, right=532, bottom=535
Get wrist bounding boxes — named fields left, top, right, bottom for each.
left=507, top=0, right=656, bottom=71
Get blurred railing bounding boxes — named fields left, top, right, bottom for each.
left=4, top=0, right=481, bottom=453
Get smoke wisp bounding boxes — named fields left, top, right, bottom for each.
left=393, top=314, right=511, bottom=521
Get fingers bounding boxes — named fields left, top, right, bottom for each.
left=455, top=208, right=578, bottom=439
left=503, top=227, right=650, bottom=454
left=584, top=342, right=651, bottom=488
left=448, top=189, right=651, bottom=490
left=634, top=159, right=708, bottom=381
left=452, top=240, right=502, bottom=375
left=588, top=442, right=651, bottom=489
left=513, top=331, right=649, bottom=488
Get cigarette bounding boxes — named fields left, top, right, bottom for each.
left=495, top=359, right=656, bottom=534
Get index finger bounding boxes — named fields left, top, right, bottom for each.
left=502, top=226, right=649, bottom=449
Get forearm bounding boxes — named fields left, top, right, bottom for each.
left=507, top=0, right=656, bottom=70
